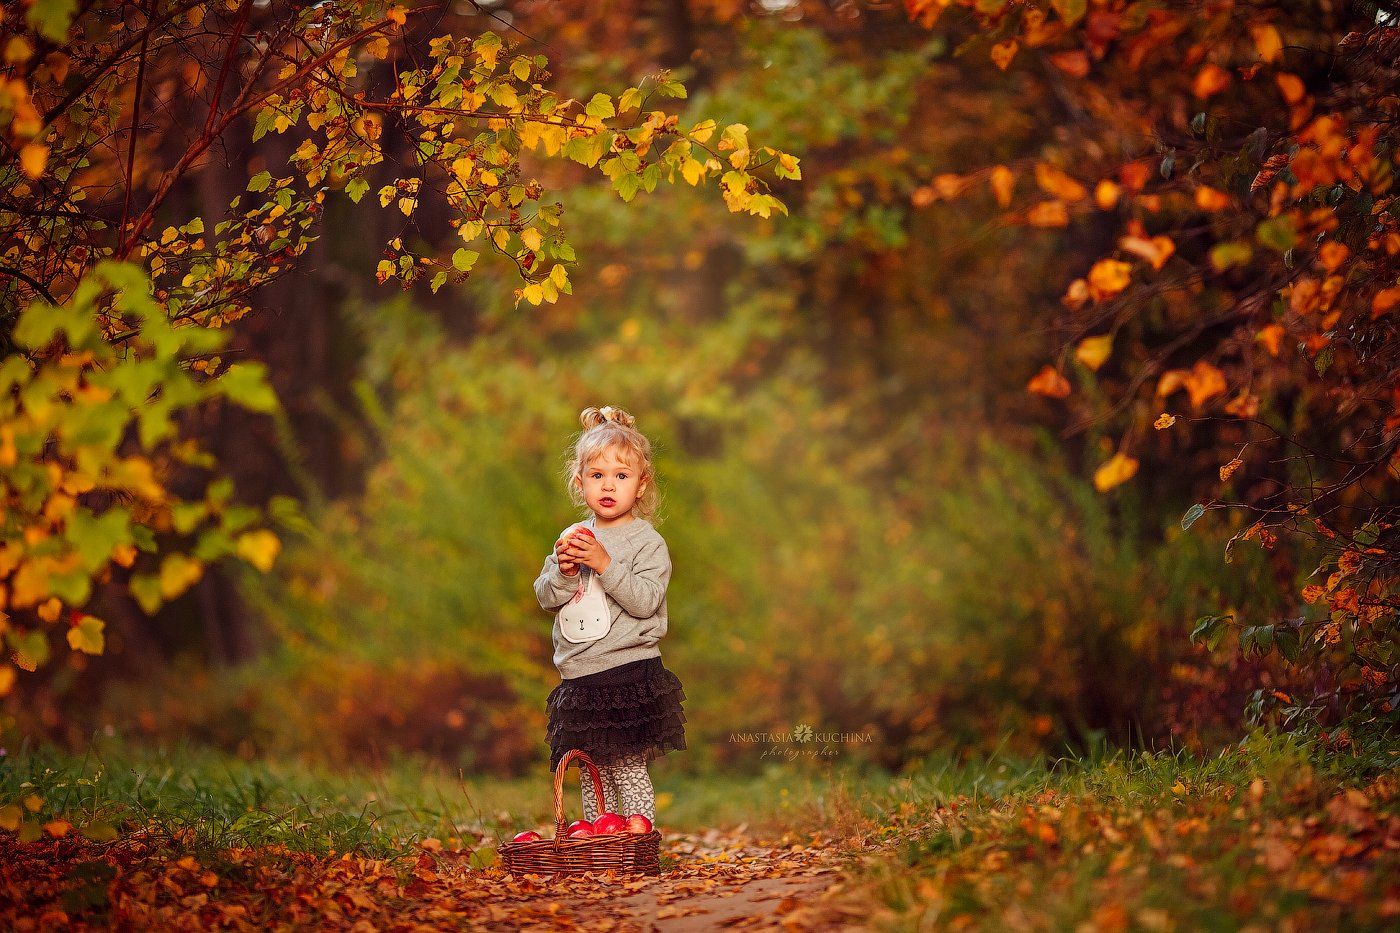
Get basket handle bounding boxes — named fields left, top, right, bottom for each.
left=552, top=749, right=607, bottom=845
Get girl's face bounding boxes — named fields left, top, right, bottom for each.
left=575, top=448, right=647, bottom=522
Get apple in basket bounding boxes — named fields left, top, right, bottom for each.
left=592, top=812, right=627, bottom=835
left=510, top=830, right=542, bottom=843
left=565, top=819, right=595, bottom=838
left=626, top=814, right=653, bottom=834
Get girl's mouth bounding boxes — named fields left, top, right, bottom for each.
left=600, top=498, right=616, bottom=507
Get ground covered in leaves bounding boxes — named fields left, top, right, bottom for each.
left=2, top=731, right=1397, bottom=930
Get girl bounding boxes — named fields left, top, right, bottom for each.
left=533, top=405, right=687, bottom=825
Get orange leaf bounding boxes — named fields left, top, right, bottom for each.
left=1371, top=286, right=1400, bottom=318
left=1318, top=241, right=1349, bottom=272
left=1255, top=323, right=1285, bottom=357
left=1250, top=24, right=1283, bottom=63
left=1027, top=365, right=1071, bottom=398
left=1035, top=163, right=1088, bottom=201
left=1087, top=258, right=1132, bottom=300
left=1094, top=179, right=1121, bottom=209
left=1219, top=457, right=1243, bottom=481
left=1027, top=200, right=1069, bottom=227
left=990, top=40, right=1018, bottom=70
left=1049, top=49, right=1089, bottom=78
left=1275, top=73, right=1305, bottom=104
left=989, top=165, right=1015, bottom=208
left=1154, top=413, right=1176, bottom=429
left=1061, top=278, right=1090, bottom=311
left=1192, top=63, right=1230, bottom=99
left=1183, top=360, right=1227, bottom=409
left=1118, top=234, right=1175, bottom=270
left=1194, top=186, right=1231, bottom=211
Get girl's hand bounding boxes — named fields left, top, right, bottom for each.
left=554, top=537, right=579, bottom=576
left=563, top=532, right=611, bottom=576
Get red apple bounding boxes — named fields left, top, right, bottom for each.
left=592, top=812, right=627, bottom=835
left=565, top=819, right=594, bottom=835
left=567, top=826, right=594, bottom=838
left=625, top=814, right=653, bottom=834
left=511, top=830, right=542, bottom=843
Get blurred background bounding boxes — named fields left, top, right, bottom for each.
left=8, top=0, right=1309, bottom=777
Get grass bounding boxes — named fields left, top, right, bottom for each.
left=3, top=729, right=1397, bottom=929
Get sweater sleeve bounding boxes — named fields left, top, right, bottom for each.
left=534, top=546, right=582, bottom=613
left=596, top=535, right=671, bottom=619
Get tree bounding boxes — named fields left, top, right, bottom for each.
left=906, top=0, right=1398, bottom=731
left=0, top=0, right=799, bottom=686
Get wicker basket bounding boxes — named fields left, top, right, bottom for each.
left=497, top=749, right=661, bottom=875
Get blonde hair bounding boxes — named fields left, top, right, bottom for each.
left=562, top=406, right=661, bottom=524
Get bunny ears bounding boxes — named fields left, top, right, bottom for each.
left=580, top=406, right=637, bottom=429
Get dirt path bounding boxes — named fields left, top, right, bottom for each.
left=484, top=826, right=881, bottom=931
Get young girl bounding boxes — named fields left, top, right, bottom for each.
left=532, top=405, right=687, bottom=825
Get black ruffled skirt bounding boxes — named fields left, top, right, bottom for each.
left=546, top=656, right=687, bottom=773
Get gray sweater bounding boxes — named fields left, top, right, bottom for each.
left=533, top=516, right=672, bottom=679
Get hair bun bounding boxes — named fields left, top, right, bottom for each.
left=580, top=405, right=636, bottom=429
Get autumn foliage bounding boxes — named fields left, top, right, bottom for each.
left=905, top=0, right=1398, bottom=732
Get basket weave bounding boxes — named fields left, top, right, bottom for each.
left=497, top=749, right=661, bottom=875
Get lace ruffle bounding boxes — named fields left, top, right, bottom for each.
left=546, top=664, right=685, bottom=712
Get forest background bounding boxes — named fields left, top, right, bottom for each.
left=2, top=0, right=1396, bottom=784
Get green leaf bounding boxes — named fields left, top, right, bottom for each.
left=27, top=0, right=78, bottom=42
left=216, top=362, right=279, bottom=413
left=585, top=93, right=616, bottom=119
left=248, top=171, right=272, bottom=193
left=654, top=78, right=687, bottom=99
left=1181, top=503, right=1205, bottom=530
left=66, top=616, right=105, bottom=655
left=345, top=178, right=370, bottom=203
left=452, top=248, right=480, bottom=273
left=1255, top=215, right=1298, bottom=253
left=7, top=629, right=51, bottom=671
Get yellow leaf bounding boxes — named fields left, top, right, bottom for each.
left=1171, top=781, right=1187, bottom=795
left=66, top=615, right=105, bottom=655
left=1154, top=413, right=1176, bottom=430
left=1074, top=334, right=1113, bottom=371
left=521, top=284, right=544, bottom=305
left=24, top=795, right=43, bottom=813
left=235, top=530, right=281, bottom=572
left=1093, top=452, right=1139, bottom=492
left=37, top=597, right=62, bottom=623
left=681, top=157, right=705, bottom=186
left=158, top=554, right=204, bottom=600
left=0, top=667, right=14, bottom=697
left=0, top=805, right=20, bottom=831
left=520, top=227, right=543, bottom=252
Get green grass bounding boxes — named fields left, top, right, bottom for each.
left=4, top=729, right=1397, bottom=929
left=0, top=736, right=883, bottom=865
